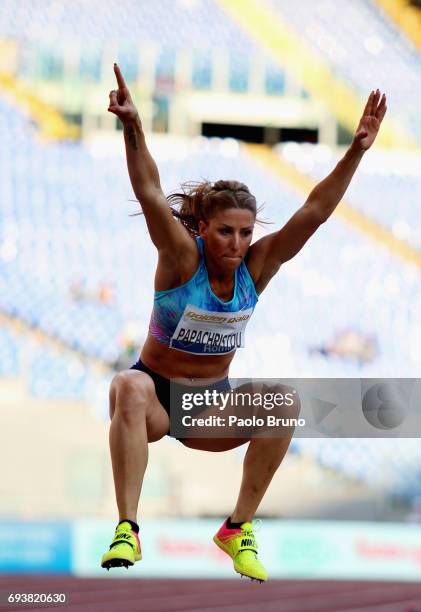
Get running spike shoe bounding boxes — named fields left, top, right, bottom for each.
left=101, top=521, right=142, bottom=570
left=213, top=518, right=268, bottom=582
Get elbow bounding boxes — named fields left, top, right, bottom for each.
left=317, top=211, right=330, bottom=224
left=304, top=202, right=329, bottom=226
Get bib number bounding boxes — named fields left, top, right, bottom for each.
left=169, top=304, right=254, bottom=355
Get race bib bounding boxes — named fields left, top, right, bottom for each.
left=169, top=304, right=254, bottom=355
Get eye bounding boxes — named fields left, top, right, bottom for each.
left=219, top=228, right=230, bottom=235
left=242, top=229, right=252, bottom=236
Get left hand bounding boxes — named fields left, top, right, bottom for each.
left=353, top=89, right=387, bottom=151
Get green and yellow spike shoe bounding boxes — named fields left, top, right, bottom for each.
left=213, top=518, right=268, bottom=582
left=101, top=521, right=142, bottom=570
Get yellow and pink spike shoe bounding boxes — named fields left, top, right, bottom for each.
left=213, top=518, right=268, bottom=582
left=101, top=521, right=142, bottom=570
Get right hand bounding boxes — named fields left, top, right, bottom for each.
left=108, top=63, right=139, bottom=124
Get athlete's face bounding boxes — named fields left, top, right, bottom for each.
left=199, top=208, right=255, bottom=269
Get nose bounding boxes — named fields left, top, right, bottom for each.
left=230, top=233, right=240, bottom=251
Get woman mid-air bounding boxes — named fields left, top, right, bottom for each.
left=101, top=63, right=387, bottom=581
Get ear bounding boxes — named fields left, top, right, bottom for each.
left=198, top=220, right=207, bottom=238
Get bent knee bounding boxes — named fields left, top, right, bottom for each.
left=111, top=370, right=156, bottom=400
left=109, top=370, right=157, bottom=421
left=262, top=383, right=301, bottom=419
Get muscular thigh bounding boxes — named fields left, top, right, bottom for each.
left=179, top=382, right=256, bottom=451
left=109, top=369, right=170, bottom=442
left=180, top=380, right=298, bottom=450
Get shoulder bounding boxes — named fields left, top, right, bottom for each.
left=244, top=237, right=282, bottom=296
left=155, top=234, right=201, bottom=292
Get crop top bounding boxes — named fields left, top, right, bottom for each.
left=148, top=236, right=259, bottom=355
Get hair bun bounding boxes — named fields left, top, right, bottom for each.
left=213, top=180, right=249, bottom=194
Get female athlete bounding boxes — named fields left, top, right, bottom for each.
left=101, top=63, right=387, bottom=581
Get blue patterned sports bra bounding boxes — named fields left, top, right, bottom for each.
left=148, top=236, right=259, bottom=355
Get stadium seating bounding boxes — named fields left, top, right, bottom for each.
left=291, top=436, right=421, bottom=498
left=274, top=142, right=421, bottom=250
left=0, top=328, right=20, bottom=376
left=0, top=0, right=287, bottom=95
left=268, top=0, right=421, bottom=141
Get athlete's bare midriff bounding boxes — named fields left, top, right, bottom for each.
left=140, top=334, right=235, bottom=382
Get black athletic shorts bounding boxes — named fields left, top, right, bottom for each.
left=129, top=358, right=232, bottom=433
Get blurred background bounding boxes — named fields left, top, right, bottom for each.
left=1, top=0, right=421, bottom=608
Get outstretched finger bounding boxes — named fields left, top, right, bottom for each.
left=362, top=91, right=374, bottom=116
left=376, top=94, right=387, bottom=122
left=114, top=63, right=127, bottom=90
left=372, top=89, right=381, bottom=114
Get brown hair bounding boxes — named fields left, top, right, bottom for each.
left=131, top=179, right=269, bottom=237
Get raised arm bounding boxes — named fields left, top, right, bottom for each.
left=108, top=63, right=192, bottom=254
left=305, top=89, right=387, bottom=221
left=247, top=90, right=387, bottom=294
